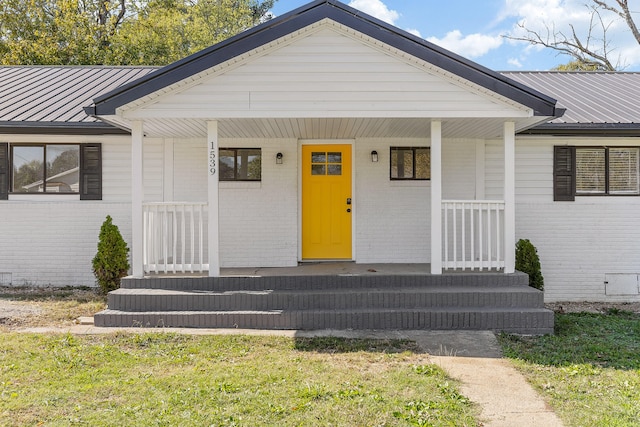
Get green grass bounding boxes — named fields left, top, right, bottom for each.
left=499, top=310, right=640, bottom=427
left=0, top=334, right=479, bottom=426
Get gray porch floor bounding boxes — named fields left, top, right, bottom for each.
left=148, top=262, right=503, bottom=278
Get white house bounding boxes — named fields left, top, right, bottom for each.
left=1, top=0, right=639, bottom=315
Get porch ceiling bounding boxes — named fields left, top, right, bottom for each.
left=113, top=116, right=550, bottom=139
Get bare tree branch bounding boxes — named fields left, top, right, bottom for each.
left=503, top=1, right=638, bottom=71
left=593, top=0, right=640, bottom=44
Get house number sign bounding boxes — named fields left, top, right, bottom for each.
left=209, top=141, right=216, bottom=176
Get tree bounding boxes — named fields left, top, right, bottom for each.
left=92, top=215, right=130, bottom=294
left=0, top=0, right=274, bottom=66
left=551, top=59, right=603, bottom=71
left=505, top=0, right=639, bottom=71
left=515, top=239, right=544, bottom=291
left=0, top=0, right=126, bottom=65
left=13, top=160, right=44, bottom=191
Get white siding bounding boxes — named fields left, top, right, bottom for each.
left=131, top=26, right=526, bottom=120
left=484, top=140, right=504, bottom=199
left=143, top=138, right=164, bottom=202
left=173, top=139, right=207, bottom=202
left=443, top=139, right=477, bottom=200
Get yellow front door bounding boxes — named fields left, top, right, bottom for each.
left=302, top=144, right=352, bottom=259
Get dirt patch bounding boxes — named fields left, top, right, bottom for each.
left=0, top=286, right=106, bottom=329
left=546, top=301, right=640, bottom=314
left=0, top=300, right=42, bottom=324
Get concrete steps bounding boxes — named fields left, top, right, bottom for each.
left=94, top=272, right=554, bottom=334
left=95, top=307, right=552, bottom=334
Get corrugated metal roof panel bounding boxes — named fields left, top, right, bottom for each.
left=0, top=66, right=158, bottom=125
left=1, top=66, right=639, bottom=132
left=502, top=71, right=640, bottom=125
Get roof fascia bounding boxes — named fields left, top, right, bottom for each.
left=92, top=0, right=559, bottom=118
left=521, top=122, right=640, bottom=137
left=0, top=121, right=129, bottom=135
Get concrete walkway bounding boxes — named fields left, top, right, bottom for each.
left=16, top=324, right=563, bottom=427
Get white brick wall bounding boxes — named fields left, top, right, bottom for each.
left=172, top=138, right=299, bottom=267
left=354, top=138, right=477, bottom=263
left=0, top=134, right=135, bottom=286
left=355, top=138, right=429, bottom=262
left=513, top=137, right=640, bottom=302
left=0, top=202, right=131, bottom=286
left=4, top=131, right=639, bottom=303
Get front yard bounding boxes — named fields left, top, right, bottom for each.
left=499, top=309, right=640, bottom=427
left=1, top=286, right=639, bottom=426
left=0, top=333, right=479, bottom=426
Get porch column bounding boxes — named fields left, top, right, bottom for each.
left=430, top=120, right=442, bottom=274
left=504, top=121, right=516, bottom=273
left=207, top=121, right=220, bottom=277
left=131, top=120, right=144, bottom=278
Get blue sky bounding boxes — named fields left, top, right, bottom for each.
left=269, top=0, right=640, bottom=71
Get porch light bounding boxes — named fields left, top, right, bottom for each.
left=276, top=152, right=283, bottom=164
left=370, top=150, right=378, bottom=162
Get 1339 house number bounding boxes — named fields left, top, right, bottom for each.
left=209, top=141, right=216, bottom=176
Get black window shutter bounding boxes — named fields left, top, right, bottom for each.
left=80, top=143, right=102, bottom=200
left=0, top=143, right=8, bottom=200
left=554, top=146, right=575, bottom=201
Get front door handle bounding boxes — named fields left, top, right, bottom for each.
left=346, top=198, right=352, bottom=205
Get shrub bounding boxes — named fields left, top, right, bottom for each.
left=515, top=239, right=544, bottom=291
left=92, top=215, right=130, bottom=294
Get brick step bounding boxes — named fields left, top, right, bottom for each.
left=121, top=272, right=529, bottom=291
left=107, top=286, right=545, bottom=312
left=93, top=307, right=554, bottom=334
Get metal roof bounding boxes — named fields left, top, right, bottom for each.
left=0, top=66, right=157, bottom=134
left=2, top=67, right=640, bottom=135
left=503, top=71, right=640, bottom=135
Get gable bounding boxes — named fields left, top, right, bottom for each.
left=91, top=0, right=559, bottom=124
left=121, top=23, right=532, bottom=121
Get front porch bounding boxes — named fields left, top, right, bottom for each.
left=86, top=2, right=563, bottom=333
left=141, top=198, right=509, bottom=275
left=93, top=263, right=554, bottom=334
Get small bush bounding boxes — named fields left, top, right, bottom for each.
left=515, top=239, right=544, bottom=291
left=92, top=215, right=130, bottom=294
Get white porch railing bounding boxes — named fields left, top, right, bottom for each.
left=442, top=200, right=505, bottom=271
left=143, top=202, right=209, bottom=274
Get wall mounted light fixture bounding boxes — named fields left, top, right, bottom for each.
left=276, top=152, right=283, bottom=164
left=370, top=150, right=378, bottom=162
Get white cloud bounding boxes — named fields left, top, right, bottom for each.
left=348, top=0, right=399, bottom=25
left=406, top=28, right=422, bottom=38
left=508, top=58, right=523, bottom=68
left=427, top=30, right=503, bottom=58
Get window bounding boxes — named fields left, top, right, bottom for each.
left=0, top=142, right=101, bottom=200
left=390, top=147, right=430, bottom=180
left=554, top=146, right=639, bottom=201
left=12, top=144, right=79, bottom=193
left=219, top=148, right=261, bottom=181
left=311, top=151, right=342, bottom=176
